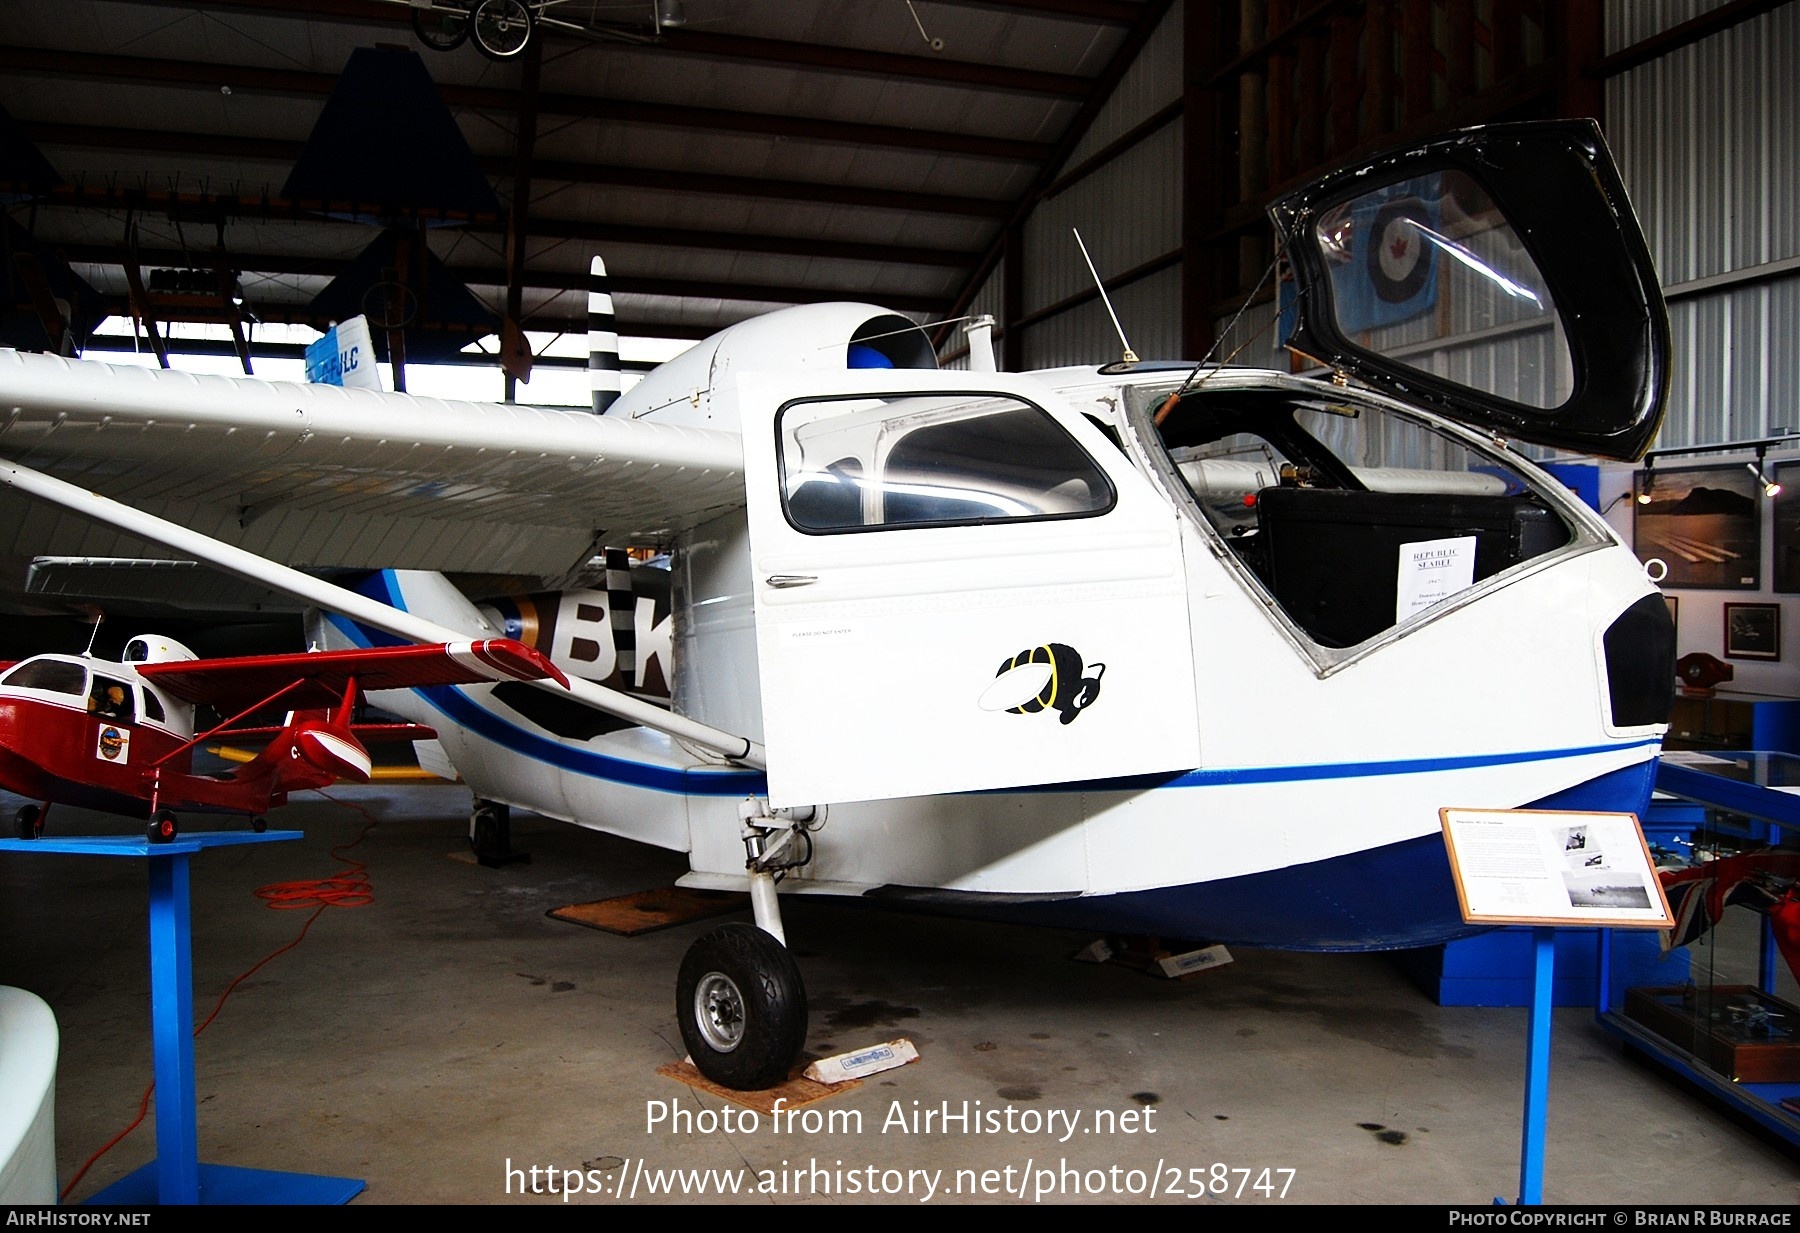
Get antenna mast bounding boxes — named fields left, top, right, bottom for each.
left=81, top=608, right=104, bottom=658
left=1073, top=229, right=1138, bottom=364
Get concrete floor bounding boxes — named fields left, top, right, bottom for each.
left=1, top=783, right=1795, bottom=1206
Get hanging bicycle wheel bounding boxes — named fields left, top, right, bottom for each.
left=362, top=282, right=419, bottom=331
left=412, top=1, right=472, bottom=51
left=472, top=0, right=534, bottom=60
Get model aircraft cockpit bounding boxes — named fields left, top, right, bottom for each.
left=0, top=657, right=181, bottom=734
left=0, top=637, right=566, bottom=842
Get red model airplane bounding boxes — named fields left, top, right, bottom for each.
left=0, top=632, right=568, bottom=842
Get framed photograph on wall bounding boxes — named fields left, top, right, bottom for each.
left=1723, top=602, right=1780, bottom=661
left=1633, top=464, right=1762, bottom=589
left=1773, top=462, right=1800, bottom=592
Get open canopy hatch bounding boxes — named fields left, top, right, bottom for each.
left=1271, top=119, right=1669, bottom=461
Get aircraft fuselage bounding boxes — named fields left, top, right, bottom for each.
left=325, top=362, right=1668, bottom=951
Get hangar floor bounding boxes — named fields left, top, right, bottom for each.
left=1, top=784, right=1794, bottom=1206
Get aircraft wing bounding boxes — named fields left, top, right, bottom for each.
left=136, top=638, right=570, bottom=712
left=0, top=350, right=745, bottom=577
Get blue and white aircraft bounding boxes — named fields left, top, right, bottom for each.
left=0, top=121, right=1672, bottom=1088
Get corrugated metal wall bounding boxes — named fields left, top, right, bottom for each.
left=1063, top=7, right=1185, bottom=168
left=967, top=0, right=1800, bottom=450
left=1011, top=3, right=1186, bottom=371
left=1607, top=0, right=1800, bottom=449
left=1602, top=1, right=1800, bottom=697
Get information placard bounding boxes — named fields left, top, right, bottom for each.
left=1439, top=807, right=1674, bottom=928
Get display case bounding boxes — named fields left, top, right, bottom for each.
left=1597, top=752, right=1800, bottom=1146
left=1664, top=692, right=1800, bottom=754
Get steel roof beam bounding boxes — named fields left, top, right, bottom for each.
left=653, top=29, right=1089, bottom=98
left=0, top=44, right=1052, bottom=162
left=24, top=187, right=980, bottom=271
left=92, top=297, right=739, bottom=342
left=21, top=122, right=1010, bottom=219
left=81, top=331, right=660, bottom=371
left=524, top=219, right=975, bottom=268
left=116, top=0, right=1147, bottom=26
left=105, top=0, right=1093, bottom=98
left=61, top=245, right=953, bottom=313
left=926, top=0, right=1144, bottom=24
left=938, top=0, right=1177, bottom=341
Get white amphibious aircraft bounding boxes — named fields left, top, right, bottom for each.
left=0, top=121, right=1672, bottom=1088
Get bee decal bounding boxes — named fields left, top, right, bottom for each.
left=978, top=643, right=1105, bottom=725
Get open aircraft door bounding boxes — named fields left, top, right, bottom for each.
left=740, top=369, right=1201, bottom=808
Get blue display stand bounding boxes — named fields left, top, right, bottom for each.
left=0, top=830, right=365, bottom=1205
left=1400, top=926, right=1683, bottom=1007
left=1515, top=927, right=1555, bottom=1206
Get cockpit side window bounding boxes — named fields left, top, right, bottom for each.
left=1, top=660, right=88, bottom=696
left=779, top=393, right=1115, bottom=533
left=89, top=676, right=136, bottom=722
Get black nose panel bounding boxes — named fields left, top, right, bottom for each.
left=1604, top=593, right=1676, bottom=728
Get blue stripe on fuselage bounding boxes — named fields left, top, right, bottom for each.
left=340, top=569, right=1660, bottom=800
left=327, top=577, right=762, bottom=795
left=888, top=759, right=1661, bottom=949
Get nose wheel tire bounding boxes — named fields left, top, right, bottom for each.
left=15, top=804, right=41, bottom=840
left=676, top=923, right=807, bottom=1090
left=147, top=809, right=178, bottom=844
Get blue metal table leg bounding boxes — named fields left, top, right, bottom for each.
left=1518, top=926, right=1554, bottom=1206
left=1595, top=927, right=1613, bottom=1016
left=1759, top=916, right=1778, bottom=993
left=146, top=852, right=200, bottom=1204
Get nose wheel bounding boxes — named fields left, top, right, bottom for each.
left=675, top=923, right=807, bottom=1090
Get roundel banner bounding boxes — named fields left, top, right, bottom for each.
left=1369, top=198, right=1432, bottom=304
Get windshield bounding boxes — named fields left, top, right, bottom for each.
left=0, top=659, right=88, bottom=695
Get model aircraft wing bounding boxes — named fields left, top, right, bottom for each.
left=0, top=350, right=744, bottom=577
left=136, top=638, right=570, bottom=711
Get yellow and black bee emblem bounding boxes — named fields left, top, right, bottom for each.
left=981, top=643, right=1105, bottom=725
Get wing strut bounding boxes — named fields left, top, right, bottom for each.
left=0, top=459, right=765, bottom=769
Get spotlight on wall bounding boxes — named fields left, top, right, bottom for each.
left=1637, top=457, right=1655, bottom=504
left=1748, top=450, right=1781, bottom=498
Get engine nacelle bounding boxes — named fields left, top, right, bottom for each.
left=610, top=302, right=936, bottom=430
left=122, top=634, right=199, bottom=665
